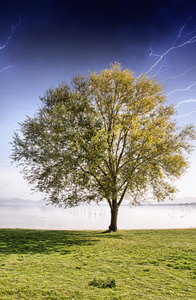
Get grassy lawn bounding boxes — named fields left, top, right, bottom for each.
left=0, top=228, right=196, bottom=299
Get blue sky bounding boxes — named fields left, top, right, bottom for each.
left=0, top=0, right=196, bottom=200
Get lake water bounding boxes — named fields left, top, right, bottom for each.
left=0, top=203, right=195, bottom=230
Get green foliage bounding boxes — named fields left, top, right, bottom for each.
left=89, top=277, right=117, bottom=288
left=11, top=63, right=196, bottom=230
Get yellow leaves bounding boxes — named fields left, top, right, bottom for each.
left=89, top=63, right=167, bottom=122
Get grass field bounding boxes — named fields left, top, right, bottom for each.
left=0, top=228, right=196, bottom=299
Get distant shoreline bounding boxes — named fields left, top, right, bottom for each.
left=0, top=197, right=196, bottom=207
left=1, top=203, right=196, bottom=206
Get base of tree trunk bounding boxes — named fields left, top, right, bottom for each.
left=108, top=225, right=118, bottom=232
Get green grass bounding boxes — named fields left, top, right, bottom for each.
left=0, top=228, right=196, bottom=299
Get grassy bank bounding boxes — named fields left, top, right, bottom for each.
left=0, top=228, right=196, bottom=299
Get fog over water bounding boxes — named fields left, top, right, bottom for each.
left=0, top=202, right=195, bottom=230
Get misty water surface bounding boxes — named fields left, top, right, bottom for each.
left=0, top=203, right=195, bottom=230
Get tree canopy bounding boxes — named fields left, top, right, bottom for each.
left=11, top=63, right=195, bottom=231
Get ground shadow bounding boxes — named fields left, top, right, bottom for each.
left=100, top=230, right=111, bottom=234
left=0, top=229, right=98, bottom=255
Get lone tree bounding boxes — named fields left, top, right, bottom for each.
left=11, top=63, right=195, bottom=231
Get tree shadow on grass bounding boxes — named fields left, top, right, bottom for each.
left=99, top=230, right=124, bottom=239
left=0, top=229, right=97, bottom=255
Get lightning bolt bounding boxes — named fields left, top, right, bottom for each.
left=144, top=18, right=196, bottom=119
left=145, top=36, right=196, bottom=76
left=0, top=66, right=14, bottom=73
left=154, top=62, right=169, bottom=77
left=0, top=18, right=21, bottom=50
left=167, top=82, right=196, bottom=97
left=0, top=17, right=22, bottom=161
left=163, top=66, right=196, bottom=82
left=175, top=111, right=196, bottom=118
left=174, top=99, right=196, bottom=108
left=171, top=16, right=192, bottom=47
left=0, top=18, right=21, bottom=73
left=144, top=21, right=196, bottom=76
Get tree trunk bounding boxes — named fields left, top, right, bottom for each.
left=109, top=207, right=118, bottom=232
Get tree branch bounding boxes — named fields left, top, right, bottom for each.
left=116, top=131, right=128, bottom=171
left=117, top=182, right=129, bottom=207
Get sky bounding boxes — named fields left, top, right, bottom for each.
left=0, top=0, right=196, bottom=200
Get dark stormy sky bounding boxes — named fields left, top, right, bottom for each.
left=0, top=0, right=196, bottom=199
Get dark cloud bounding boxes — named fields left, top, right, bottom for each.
left=1, top=0, right=196, bottom=74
